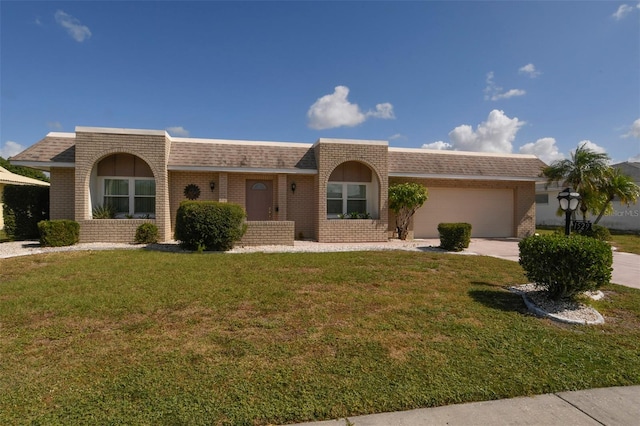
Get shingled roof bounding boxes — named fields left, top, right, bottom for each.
left=168, top=140, right=316, bottom=172
left=10, top=130, right=546, bottom=180
left=9, top=133, right=75, bottom=169
left=389, top=148, right=545, bottom=180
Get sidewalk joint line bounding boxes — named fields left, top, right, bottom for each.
left=554, top=393, right=606, bottom=426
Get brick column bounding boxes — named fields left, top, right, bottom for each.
left=277, top=174, right=287, bottom=221
left=218, top=172, right=228, bottom=202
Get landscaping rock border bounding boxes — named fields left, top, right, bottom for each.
left=509, top=284, right=605, bottom=325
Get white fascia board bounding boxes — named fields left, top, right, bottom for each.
left=9, top=160, right=75, bottom=171
left=167, top=165, right=317, bottom=175
left=75, top=126, right=167, bottom=137
left=389, top=172, right=540, bottom=182
left=314, top=138, right=388, bottom=147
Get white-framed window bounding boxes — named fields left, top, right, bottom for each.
left=327, top=183, right=369, bottom=218
left=101, top=177, right=155, bottom=217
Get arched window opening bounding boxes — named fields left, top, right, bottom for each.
left=95, top=153, right=155, bottom=218
left=327, top=161, right=378, bottom=219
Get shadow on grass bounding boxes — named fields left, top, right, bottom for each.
left=468, top=285, right=527, bottom=314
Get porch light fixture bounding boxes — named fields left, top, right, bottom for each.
left=209, top=181, right=215, bottom=192
left=557, top=188, right=581, bottom=236
left=291, top=182, right=296, bottom=193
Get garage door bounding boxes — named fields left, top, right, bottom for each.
left=413, top=188, right=514, bottom=238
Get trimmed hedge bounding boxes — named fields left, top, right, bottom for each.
left=519, top=234, right=612, bottom=300
left=577, top=224, right=611, bottom=241
left=2, top=185, right=49, bottom=239
left=437, top=223, right=472, bottom=252
left=175, top=201, right=246, bottom=251
left=37, top=220, right=79, bottom=247
left=135, top=223, right=159, bottom=244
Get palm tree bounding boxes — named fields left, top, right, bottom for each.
left=542, top=143, right=610, bottom=220
left=593, top=167, right=640, bottom=225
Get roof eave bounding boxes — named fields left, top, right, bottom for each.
left=389, top=172, right=543, bottom=182
left=167, top=165, right=318, bottom=175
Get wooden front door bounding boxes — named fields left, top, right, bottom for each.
left=246, top=180, right=273, bottom=220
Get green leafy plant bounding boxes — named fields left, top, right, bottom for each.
left=389, top=182, right=429, bottom=240
left=135, top=223, right=159, bottom=244
left=519, top=234, right=612, bottom=300
left=576, top=224, right=611, bottom=241
left=174, top=201, right=246, bottom=251
left=437, top=223, right=472, bottom=252
left=92, top=204, right=116, bottom=219
left=2, top=185, right=49, bottom=239
left=37, top=220, right=79, bottom=247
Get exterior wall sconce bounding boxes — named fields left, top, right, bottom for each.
left=209, top=181, right=216, bottom=192
left=291, top=182, right=296, bottom=193
left=557, top=187, right=581, bottom=236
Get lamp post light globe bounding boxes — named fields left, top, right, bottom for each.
left=557, top=188, right=581, bottom=236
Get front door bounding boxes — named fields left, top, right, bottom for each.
left=246, top=180, right=273, bottom=220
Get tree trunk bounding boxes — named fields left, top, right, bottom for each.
left=593, top=196, right=614, bottom=225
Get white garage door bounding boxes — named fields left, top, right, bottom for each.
left=413, top=188, right=514, bottom=238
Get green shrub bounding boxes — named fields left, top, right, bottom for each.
left=437, top=223, right=472, bottom=252
left=135, top=223, right=159, bottom=244
left=518, top=234, right=612, bottom=300
left=577, top=224, right=611, bottom=241
left=37, top=220, right=79, bottom=247
left=2, top=185, right=49, bottom=239
left=175, top=201, right=246, bottom=251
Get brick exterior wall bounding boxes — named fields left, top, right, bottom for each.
left=50, top=168, right=75, bottom=220
left=74, top=128, right=170, bottom=243
left=79, top=219, right=154, bottom=243
left=314, top=140, right=389, bottom=242
left=286, top=174, right=315, bottom=240
left=168, top=171, right=220, bottom=238
left=239, top=221, right=295, bottom=246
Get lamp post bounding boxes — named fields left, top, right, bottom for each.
left=557, top=188, right=581, bottom=236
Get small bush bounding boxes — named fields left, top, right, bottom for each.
left=38, top=220, right=79, bottom=247
left=577, top=224, right=611, bottom=241
left=175, top=201, right=246, bottom=251
left=519, top=234, right=612, bottom=300
left=135, top=223, right=159, bottom=244
left=437, top=223, right=472, bottom=252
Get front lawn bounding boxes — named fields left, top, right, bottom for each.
left=1, top=250, right=639, bottom=425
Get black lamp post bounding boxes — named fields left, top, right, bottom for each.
left=557, top=188, right=581, bottom=236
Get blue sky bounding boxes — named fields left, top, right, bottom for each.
left=1, top=1, right=639, bottom=165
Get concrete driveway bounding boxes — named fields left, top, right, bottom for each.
left=466, top=238, right=640, bottom=290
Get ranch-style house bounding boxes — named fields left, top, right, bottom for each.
left=10, top=126, right=546, bottom=245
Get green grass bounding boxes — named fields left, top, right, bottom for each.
left=1, top=250, right=639, bottom=425
left=536, top=227, right=640, bottom=255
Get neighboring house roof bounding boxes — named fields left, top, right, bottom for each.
left=11, top=129, right=545, bottom=180
left=612, top=161, right=640, bottom=182
left=0, top=166, right=50, bottom=187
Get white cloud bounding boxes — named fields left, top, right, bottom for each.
left=484, top=72, right=526, bottom=101
left=388, top=133, right=405, bottom=140
left=612, top=4, right=635, bottom=20
left=622, top=118, right=640, bottom=139
left=448, top=109, right=525, bottom=153
left=307, top=86, right=394, bottom=130
left=576, top=140, right=608, bottom=155
left=166, top=126, right=190, bottom=137
left=628, top=154, right=640, bottom=162
left=55, top=10, right=91, bottom=42
left=518, top=137, right=565, bottom=164
left=421, top=141, right=453, bottom=150
left=47, top=121, right=63, bottom=130
left=367, top=103, right=395, bottom=119
left=0, top=141, right=26, bottom=159
left=518, top=63, right=541, bottom=78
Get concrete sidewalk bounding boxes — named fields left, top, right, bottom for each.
left=289, top=386, right=640, bottom=426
